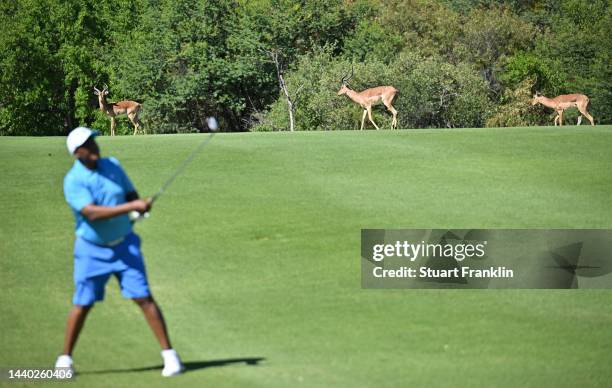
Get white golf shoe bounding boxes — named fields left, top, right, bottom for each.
left=54, top=354, right=74, bottom=379
left=161, top=349, right=184, bottom=377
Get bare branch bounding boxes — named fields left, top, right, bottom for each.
left=264, top=48, right=296, bottom=131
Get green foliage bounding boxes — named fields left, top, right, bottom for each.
left=105, top=0, right=251, bottom=133
left=343, top=20, right=404, bottom=63
left=0, top=0, right=610, bottom=134
left=456, top=6, right=537, bottom=93
left=531, top=0, right=611, bottom=124
left=378, top=0, right=462, bottom=59
left=486, top=78, right=543, bottom=127
left=392, top=53, right=493, bottom=128
left=0, top=0, right=106, bottom=135
left=239, top=0, right=354, bottom=59
left=501, top=52, right=565, bottom=94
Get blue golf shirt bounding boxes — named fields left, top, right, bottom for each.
left=64, top=157, right=135, bottom=245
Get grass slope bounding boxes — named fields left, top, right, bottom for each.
left=1, top=127, right=612, bottom=387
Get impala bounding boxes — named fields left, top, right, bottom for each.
left=531, top=93, right=594, bottom=126
left=337, top=67, right=398, bottom=130
left=93, top=85, right=143, bottom=135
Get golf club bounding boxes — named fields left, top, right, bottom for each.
left=129, top=116, right=219, bottom=222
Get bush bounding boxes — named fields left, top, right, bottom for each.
left=486, top=78, right=543, bottom=127
left=392, top=52, right=493, bottom=128
left=501, top=52, right=566, bottom=95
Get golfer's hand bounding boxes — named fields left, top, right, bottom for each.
left=130, top=198, right=152, bottom=213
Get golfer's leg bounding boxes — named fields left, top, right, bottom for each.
left=133, top=296, right=172, bottom=350
left=62, top=305, right=93, bottom=355
left=135, top=297, right=184, bottom=377
left=62, top=271, right=108, bottom=357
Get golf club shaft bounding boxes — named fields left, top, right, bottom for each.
left=151, top=131, right=217, bottom=203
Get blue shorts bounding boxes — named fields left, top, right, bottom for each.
left=72, top=232, right=151, bottom=306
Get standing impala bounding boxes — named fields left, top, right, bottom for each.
left=337, top=67, right=398, bottom=130
left=93, top=85, right=143, bottom=135
left=531, top=93, right=594, bottom=126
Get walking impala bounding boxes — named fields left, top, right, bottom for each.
left=93, top=85, right=143, bottom=135
left=337, top=67, right=398, bottom=130
left=531, top=93, right=594, bottom=126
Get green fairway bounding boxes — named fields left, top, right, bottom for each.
left=1, top=127, right=612, bottom=387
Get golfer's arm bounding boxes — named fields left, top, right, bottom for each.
left=81, top=203, right=137, bottom=221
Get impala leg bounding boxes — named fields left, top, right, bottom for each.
left=131, top=116, right=137, bottom=135
left=576, top=116, right=582, bottom=126
left=367, top=107, right=379, bottom=130
left=360, top=110, right=367, bottom=130
left=110, top=117, right=116, bottom=136
left=386, top=104, right=398, bottom=130
left=556, top=112, right=560, bottom=126
left=558, top=110, right=564, bottom=126
left=136, top=116, right=144, bottom=134
left=577, top=103, right=594, bottom=126
left=129, top=113, right=138, bottom=135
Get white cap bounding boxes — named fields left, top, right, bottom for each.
left=66, top=127, right=98, bottom=154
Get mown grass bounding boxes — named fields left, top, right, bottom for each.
left=1, top=126, right=611, bottom=387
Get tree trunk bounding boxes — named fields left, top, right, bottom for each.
left=279, top=72, right=295, bottom=132
left=269, top=50, right=295, bottom=132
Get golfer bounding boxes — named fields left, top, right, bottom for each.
left=55, top=127, right=183, bottom=377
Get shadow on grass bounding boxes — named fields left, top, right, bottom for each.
left=77, top=357, right=265, bottom=375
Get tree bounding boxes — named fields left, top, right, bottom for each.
left=0, top=0, right=107, bottom=135
left=456, top=6, right=537, bottom=95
